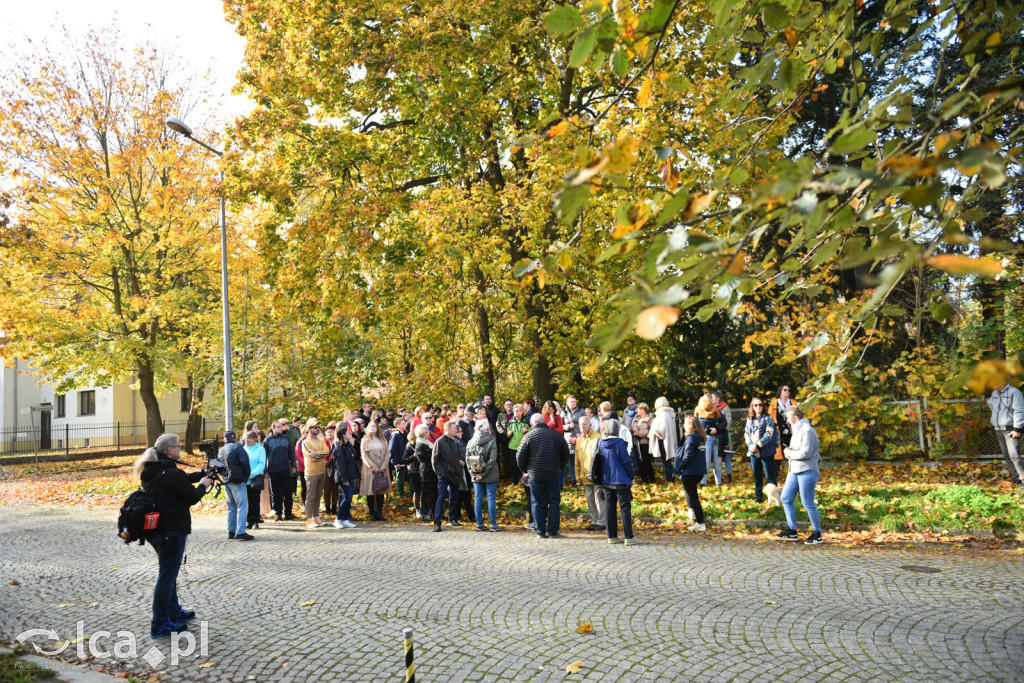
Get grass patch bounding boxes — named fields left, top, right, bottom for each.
left=0, top=651, right=55, bottom=682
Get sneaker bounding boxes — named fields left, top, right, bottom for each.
left=341, top=520, right=357, bottom=528
left=525, top=522, right=536, bottom=531
left=490, top=526, right=502, bottom=532
left=306, top=521, right=319, bottom=529
left=804, top=531, right=824, bottom=545
left=150, top=621, right=187, bottom=639
left=433, top=525, right=442, bottom=532
left=776, top=528, right=799, bottom=542
left=608, top=537, right=624, bottom=545
left=688, top=523, right=707, bottom=532
left=227, top=532, right=235, bottom=539
left=333, top=519, right=345, bottom=528
left=449, top=521, right=462, bottom=527
left=624, top=538, right=641, bottom=546
left=415, top=510, right=422, bottom=519
left=475, top=526, right=487, bottom=532
left=235, top=533, right=255, bottom=541
left=176, top=609, right=196, bottom=624
left=316, top=517, right=329, bottom=527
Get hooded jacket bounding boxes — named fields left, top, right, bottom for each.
left=466, top=429, right=500, bottom=484
left=988, top=384, right=1024, bottom=431
left=596, top=436, right=634, bottom=486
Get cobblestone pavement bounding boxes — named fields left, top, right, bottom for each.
left=1, top=505, right=1022, bottom=682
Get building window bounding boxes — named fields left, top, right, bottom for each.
left=78, top=390, right=96, bottom=416
left=181, top=388, right=190, bottom=413
left=56, top=394, right=66, bottom=418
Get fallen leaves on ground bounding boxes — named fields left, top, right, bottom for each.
left=566, top=660, right=584, bottom=674
left=575, top=622, right=593, bottom=634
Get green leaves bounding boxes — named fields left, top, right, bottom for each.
left=569, top=27, right=599, bottom=68
left=543, top=6, right=583, bottom=35
left=830, top=127, right=876, bottom=155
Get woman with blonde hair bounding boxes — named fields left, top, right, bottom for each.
left=695, top=394, right=728, bottom=487
left=133, top=434, right=212, bottom=638
left=360, top=420, right=392, bottom=521
left=675, top=416, right=708, bottom=532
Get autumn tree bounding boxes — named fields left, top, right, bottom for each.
left=0, top=26, right=225, bottom=444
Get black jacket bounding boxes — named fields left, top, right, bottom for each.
left=220, top=442, right=250, bottom=483
left=432, top=434, right=466, bottom=489
left=140, top=457, right=208, bottom=535
left=415, top=440, right=435, bottom=479
left=329, top=440, right=359, bottom=484
left=517, top=423, right=570, bottom=482
left=264, top=433, right=296, bottom=474
left=403, top=442, right=419, bottom=474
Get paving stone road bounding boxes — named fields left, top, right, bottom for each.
left=1, top=505, right=1022, bottom=682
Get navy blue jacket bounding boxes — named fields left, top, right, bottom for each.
left=674, top=434, right=707, bottom=477
left=389, top=430, right=408, bottom=466
left=596, top=437, right=634, bottom=486
left=698, top=415, right=728, bottom=441
left=264, top=433, right=296, bottom=474
left=220, top=442, right=250, bottom=483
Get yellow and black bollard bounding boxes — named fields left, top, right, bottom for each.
left=403, top=627, right=415, bottom=683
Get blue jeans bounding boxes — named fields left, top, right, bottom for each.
left=435, top=475, right=460, bottom=524
left=529, top=476, right=561, bottom=536
left=225, top=482, right=248, bottom=534
left=701, top=435, right=722, bottom=485
left=749, top=452, right=779, bottom=501
left=337, top=481, right=354, bottom=521
left=148, top=531, right=187, bottom=634
left=474, top=481, right=498, bottom=528
left=781, top=470, right=821, bottom=532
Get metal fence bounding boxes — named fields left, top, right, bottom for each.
left=686, top=398, right=1001, bottom=460
left=0, top=418, right=221, bottom=456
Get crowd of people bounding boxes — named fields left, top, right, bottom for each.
left=131, top=377, right=1024, bottom=639
left=205, top=389, right=824, bottom=546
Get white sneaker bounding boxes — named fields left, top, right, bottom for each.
left=342, top=520, right=356, bottom=528
left=525, top=522, right=536, bottom=531
left=688, top=523, right=707, bottom=532
left=306, top=521, right=318, bottom=529
left=333, top=519, right=345, bottom=528
left=414, top=510, right=422, bottom=519
left=316, top=518, right=329, bottom=527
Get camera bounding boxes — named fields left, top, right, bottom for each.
left=196, top=440, right=227, bottom=497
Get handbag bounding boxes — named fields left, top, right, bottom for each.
left=372, top=470, right=388, bottom=493
left=587, top=453, right=603, bottom=485
left=249, top=475, right=265, bottom=491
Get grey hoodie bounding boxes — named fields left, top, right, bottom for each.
left=784, top=418, right=821, bottom=474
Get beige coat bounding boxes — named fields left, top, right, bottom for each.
left=359, top=435, right=392, bottom=496
left=650, top=406, right=678, bottom=462
left=574, top=430, right=601, bottom=484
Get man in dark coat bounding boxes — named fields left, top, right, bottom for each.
left=431, top=421, right=466, bottom=531
left=517, top=414, right=570, bottom=539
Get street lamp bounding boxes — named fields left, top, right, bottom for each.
left=165, top=115, right=234, bottom=433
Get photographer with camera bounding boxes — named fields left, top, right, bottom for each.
left=132, top=434, right=213, bottom=639
left=219, top=430, right=254, bottom=541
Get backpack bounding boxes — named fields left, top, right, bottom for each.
left=117, top=470, right=165, bottom=546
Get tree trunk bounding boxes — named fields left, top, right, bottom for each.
left=136, top=360, right=164, bottom=446
left=473, top=268, right=496, bottom=397
left=184, top=377, right=204, bottom=453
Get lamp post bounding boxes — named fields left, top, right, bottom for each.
left=165, top=116, right=234, bottom=433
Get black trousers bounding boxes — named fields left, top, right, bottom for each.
left=680, top=474, right=705, bottom=524
left=269, top=471, right=292, bottom=516
left=246, top=485, right=261, bottom=525
left=637, top=442, right=656, bottom=483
